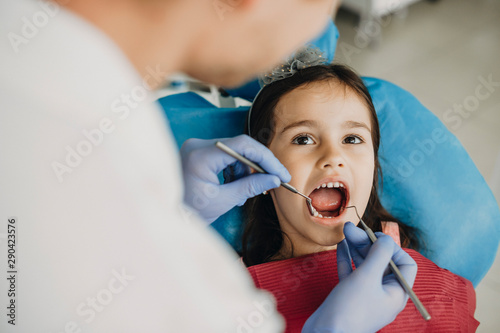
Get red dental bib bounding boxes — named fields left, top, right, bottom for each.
left=247, top=247, right=479, bottom=332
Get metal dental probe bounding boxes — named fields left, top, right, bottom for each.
left=215, top=141, right=315, bottom=215
left=345, top=205, right=431, bottom=321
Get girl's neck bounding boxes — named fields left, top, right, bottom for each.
left=272, top=240, right=337, bottom=261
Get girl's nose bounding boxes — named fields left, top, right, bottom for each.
left=317, top=144, right=345, bottom=169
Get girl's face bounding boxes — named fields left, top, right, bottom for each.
left=268, top=81, right=375, bottom=257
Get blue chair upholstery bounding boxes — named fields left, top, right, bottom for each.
left=158, top=93, right=249, bottom=247
left=159, top=79, right=500, bottom=287
left=366, top=77, right=500, bottom=286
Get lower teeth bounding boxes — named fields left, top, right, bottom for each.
left=311, top=207, right=344, bottom=218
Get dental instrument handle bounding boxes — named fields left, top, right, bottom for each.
left=215, top=141, right=315, bottom=216
left=280, top=182, right=307, bottom=198
left=215, top=141, right=308, bottom=197
left=358, top=219, right=431, bottom=321
left=215, top=141, right=266, bottom=174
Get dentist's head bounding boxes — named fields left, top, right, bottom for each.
left=59, top=0, right=337, bottom=88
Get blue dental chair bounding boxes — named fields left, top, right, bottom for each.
left=158, top=21, right=500, bottom=287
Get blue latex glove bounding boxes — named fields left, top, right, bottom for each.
left=180, top=134, right=291, bottom=224
left=302, top=222, right=418, bottom=333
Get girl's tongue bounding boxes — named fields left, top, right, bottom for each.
left=309, top=188, right=342, bottom=212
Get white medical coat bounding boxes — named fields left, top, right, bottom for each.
left=0, top=1, right=284, bottom=332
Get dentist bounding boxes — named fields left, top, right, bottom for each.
left=0, top=0, right=416, bottom=332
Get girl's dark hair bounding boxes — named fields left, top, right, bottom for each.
left=241, top=64, right=420, bottom=267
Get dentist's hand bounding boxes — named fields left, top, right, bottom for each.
left=180, top=135, right=291, bottom=224
left=302, top=222, right=418, bottom=333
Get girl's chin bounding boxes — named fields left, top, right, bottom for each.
left=304, top=237, right=345, bottom=254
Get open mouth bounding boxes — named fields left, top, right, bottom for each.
left=308, top=181, right=349, bottom=218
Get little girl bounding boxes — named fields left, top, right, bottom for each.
left=241, top=63, right=479, bottom=332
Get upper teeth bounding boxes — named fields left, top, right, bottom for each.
left=317, top=181, right=344, bottom=190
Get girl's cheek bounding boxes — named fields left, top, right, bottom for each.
left=286, top=157, right=311, bottom=177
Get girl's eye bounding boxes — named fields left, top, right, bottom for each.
left=292, top=134, right=315, bottom=145
left=343, top=135, right=363, bottom=144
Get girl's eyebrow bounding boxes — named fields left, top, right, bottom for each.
left=281, top=120, right=370, bottom=134
left=343, top=120, right=371, bottom=132
left=281, top=120, right=318, bottom=134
